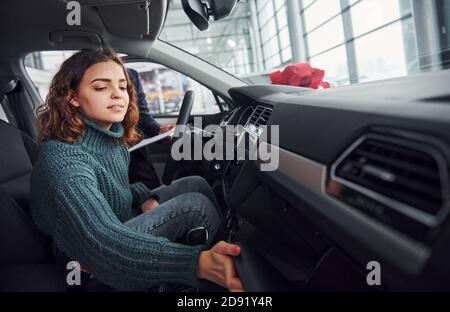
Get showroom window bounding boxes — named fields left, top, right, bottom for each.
left=300, top=0, right=418, bottom=86
left=257, top=0, right=292, bottom=70
left=125, top=62, right=220, bottom=116
left=160, top=0, right=255, bottom=77
left=24, top=52, right=220, bottom=117
left=160, top=0, right=449, bottom=86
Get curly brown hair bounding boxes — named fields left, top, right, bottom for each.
left=37, top=48, right=141, bottom=147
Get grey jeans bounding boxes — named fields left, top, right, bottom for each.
left=124, top=176, right=223, bottom=247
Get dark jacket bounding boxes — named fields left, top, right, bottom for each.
left=127, top=68, right=160, bottom=137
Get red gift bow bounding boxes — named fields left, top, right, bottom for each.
left=269, top=63, right=330, bottom=89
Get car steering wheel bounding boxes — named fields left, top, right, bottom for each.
left=162, top=90, right=196, bottom=185
left=175, top=90, right=195, bottom=126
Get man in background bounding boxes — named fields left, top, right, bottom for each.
left=127, top=68, right=175, bottom=189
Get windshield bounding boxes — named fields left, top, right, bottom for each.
left=160, top=0, right=450, bottom=87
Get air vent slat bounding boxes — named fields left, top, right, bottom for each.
left=338, top=172, right=442, bottom=215
left=245, top=105, right=273, bottom=133
left=339, top=167, right=441, bottom=202
left=361, top=140, right=437, bottom=166
left=353, top=149, right=440, bottom=182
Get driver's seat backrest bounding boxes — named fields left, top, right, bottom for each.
left=0, top=119, right=53, bottom=265
left=0, top=82, right=87, bottom=291
left=0, top=118, right=70, bottom=292
left=0, top=119, right=38, bottom=211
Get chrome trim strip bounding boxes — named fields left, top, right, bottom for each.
left=262, top=143, right=325, bottom=194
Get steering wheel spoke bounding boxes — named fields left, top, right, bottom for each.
left=162, top=90, right=196, bottom=185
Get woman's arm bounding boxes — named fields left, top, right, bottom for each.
left=53, top=174, right=201, bottom=290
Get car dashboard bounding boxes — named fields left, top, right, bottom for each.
left=218, top=69, right=450, bottom=291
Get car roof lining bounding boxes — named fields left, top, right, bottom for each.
left=0, top=0, right=169, bottom=59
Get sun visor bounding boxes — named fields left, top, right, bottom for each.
left=77, top=0, right=168, bottom=40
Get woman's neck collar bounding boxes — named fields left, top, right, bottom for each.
left=77, top=114, right=124, bottom=152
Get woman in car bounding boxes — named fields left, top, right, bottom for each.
left=29, top=48, right=243, bottom=292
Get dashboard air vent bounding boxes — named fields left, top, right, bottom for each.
left=245, top=105, right=273, bottom=135
left=333, top=136, right=446, bottom=217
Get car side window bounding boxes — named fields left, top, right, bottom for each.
left=24, top=51, right=79, bottom=101
left=24, top=52, right=224, bottom=116
left=0, top=101, right=9, bottom=123
left=125, top=62, right=221, bottom=116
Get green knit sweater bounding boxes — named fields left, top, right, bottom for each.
left=30, top=116, right=203, bottom=290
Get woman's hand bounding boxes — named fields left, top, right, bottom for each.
left=197, top=241, right=244, bottom=292
left=140, top=198, right=159, bottom=213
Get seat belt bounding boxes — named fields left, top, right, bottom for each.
left=1, top=77, right=37, bottom=138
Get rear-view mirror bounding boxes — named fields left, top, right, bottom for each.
left=181, top=0, right=240, bottom=31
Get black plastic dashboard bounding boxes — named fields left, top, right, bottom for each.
left=225, top=69, right=450, bottom=290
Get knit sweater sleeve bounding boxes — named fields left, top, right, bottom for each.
left=52, top=173, right=203, bottom=291
left=130, top=181, right=159, bottom=210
